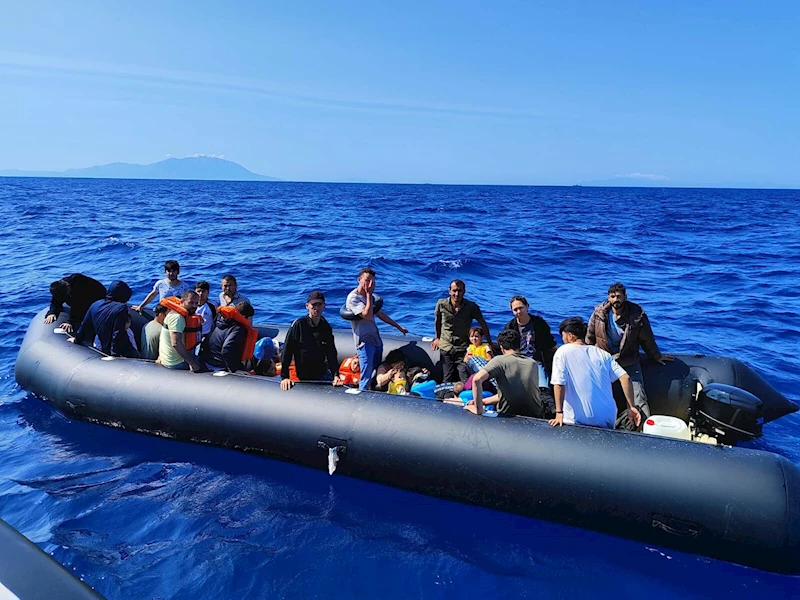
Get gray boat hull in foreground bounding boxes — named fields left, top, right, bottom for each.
left=14, top=309, right=800, bottom=574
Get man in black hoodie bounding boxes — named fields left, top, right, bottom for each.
left=200, top=301, right=255, bottom=372
left=44, top=273, right=107, bottom=334
left=73, top=281, right=138, bottom=358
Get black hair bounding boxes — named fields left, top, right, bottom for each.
left=509, top=295, right=529, bottom=308
left=181, top=290, right=199, bottom=301
left=154, top=304, right=168, bottom=316
left=235, top=301, right=255, bottom=319
left=195, top=280, right=210, bottom=291
left=497, top=329, right=521, bottom=351
left=358, top=267, right=376, bottom=278
left=608, top=282, right=626, bottom=295
left=222, top=274, right=237, bottom=284
left=384, top=349, right=405, bottom=365
left=559, top=317, right=588, bottom=340
left=468, top=326, right=484, bottom=339
left=50, top=279, right=71, bottom=301
left=450, top=279, right=465, bottom=291
left=164, top=260, right=180, bottom=272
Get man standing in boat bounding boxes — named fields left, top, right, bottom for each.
left=280, top=290, right=343, bottom=390
left=431, top=279, right=493, bottom=383
left=345, top=268, right=408, bottom=390
left=585, top=282, right=673, bottom=421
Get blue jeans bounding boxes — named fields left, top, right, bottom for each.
left=357, top=342, right=383, bottom=391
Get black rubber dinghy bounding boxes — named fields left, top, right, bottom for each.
left=14, top=309, right=800, bottom=574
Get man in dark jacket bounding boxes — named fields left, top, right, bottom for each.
left=200, top=301, right=255, bottom=372
left=585, top=282, right=673, bottom=420
left=280, top=290, right=343, bottom=390
left=44, top=273, right=107, bottom=334
left=72, top=280, right=138, bottom=358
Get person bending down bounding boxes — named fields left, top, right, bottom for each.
left=45, top=273, right=107, bottom=334
left=549, top=317, right=641, bottom=429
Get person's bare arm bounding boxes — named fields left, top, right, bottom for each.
left=618, top=373, right=641, bottom=427
left=132, top=290, right=157, bottom=313
left=170, top=331, right=200, bottom=372
left=549, top=385, right=566, bottom=426
left=464, top=369, right=490, bottom=415
left=375, top=365, right=396, bottom=388
left=376, top=310, right=408, bottom=335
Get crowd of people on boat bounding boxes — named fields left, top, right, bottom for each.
left=44, top=260, right=674, bottom=431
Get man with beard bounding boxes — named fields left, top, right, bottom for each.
left=73, top=280, right=138, bottom=358
left=44, top=273, right=107, bottom=334
left=158, top=290, right=202, bottom=372
left=585, top=282, right=673, bottom=421
left=431, top=279, right=492, bottom=383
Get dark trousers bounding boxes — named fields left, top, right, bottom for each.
left=442, top=349, right=469, bottom=383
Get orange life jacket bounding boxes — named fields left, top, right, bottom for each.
left=339, top=355, right=360, bottom=386
left=159, top=296, right=202, bottom=351
left=275, top=362, right=299, bottom=382
left=218, top=305, right=258, bottom=362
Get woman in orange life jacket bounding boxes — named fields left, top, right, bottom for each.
left=199, top=301, right=257, bottom=372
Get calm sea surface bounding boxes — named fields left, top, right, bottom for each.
left=0, top=178, right=799, bottom=598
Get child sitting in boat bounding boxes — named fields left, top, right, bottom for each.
left=464, top=326, right=493, bottom=362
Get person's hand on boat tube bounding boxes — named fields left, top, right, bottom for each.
left=60, top=322, right=74, bottom=334
left=280, top=378, right=294, bottom=391
left=431, top=338, right=440, bottom=350
left=332, top=375, right=343, bottom=387
left=44, top=314, right=56, bottom=325
left=657, top=355, right=675, bottom=366
left=463, top=402, right=482, bottom=416
left=549, top=413, right=564, bottom=427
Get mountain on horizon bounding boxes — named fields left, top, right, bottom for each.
left=0, top=156, right=279, bottom=182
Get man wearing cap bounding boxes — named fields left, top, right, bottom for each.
left=280, top=290, right=344, bottom=391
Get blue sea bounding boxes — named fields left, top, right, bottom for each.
left=0, top=178, right=799, bottom=599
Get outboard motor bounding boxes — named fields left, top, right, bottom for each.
left=691, top=383, right=764, bottom=444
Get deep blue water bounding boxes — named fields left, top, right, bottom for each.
left=1, top=178, right=799, bottom=599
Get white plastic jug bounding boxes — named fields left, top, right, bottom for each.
left=642, top=415, right=691, bottom=440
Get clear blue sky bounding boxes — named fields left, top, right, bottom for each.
left=1, top=1, right=798, bottom=186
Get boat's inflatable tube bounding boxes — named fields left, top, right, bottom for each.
left=0, top=518, right=104, bottom=600
left=14, top=309, right=800, bottom=574
left=339, top=294, right=382, bottom=321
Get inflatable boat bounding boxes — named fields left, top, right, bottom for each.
left=14, top=308, right=800, bottom=574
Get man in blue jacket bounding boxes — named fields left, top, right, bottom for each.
left=73, top=280, right=138, bottom=358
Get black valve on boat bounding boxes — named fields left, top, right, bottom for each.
left=690, top=383, right=764, bottom=444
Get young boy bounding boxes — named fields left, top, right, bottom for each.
left=132, top=260, right=193, bottom=313
left=194, top=280, right=217, bottom=340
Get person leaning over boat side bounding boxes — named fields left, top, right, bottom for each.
left=219, top=274, right=250, bottom=308
left=585, top=282, right=673, bottom=420
left=140, top=303, right=168, bottom=360
left=132, top=260, right=193, bottom=313
left=280, top=291, right=343, bottom=390
left=194, top=280, right=216, bottom=341
left=345, top=267, right=408, bottom=391
left=158, top=290, right=202, bottom=372
left=72, top=280, right=138, bottom=358
left=431, top=279, right=492, bottom=384
left=550, top=317, right=640, bottom=429
left=44, top=273, right=107, bottom=334
left=200, top=301, right=257, bottom=372
left=464, top=329, right=543, bottom=417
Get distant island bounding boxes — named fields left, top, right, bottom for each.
left=0, top=156, right=279, bottom=182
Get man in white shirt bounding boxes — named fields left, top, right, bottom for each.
left=550, top=317, right=641, bottom=429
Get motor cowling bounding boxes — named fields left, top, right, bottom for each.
left=692, top=383, right=764, bottom=444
